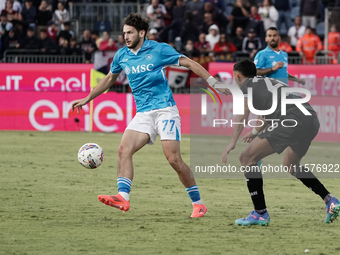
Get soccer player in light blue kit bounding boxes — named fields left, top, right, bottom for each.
left=254, top=27, right=305, bottom=85
left=72, top=13, right=228, bottom=218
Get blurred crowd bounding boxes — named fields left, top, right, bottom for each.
left=1, top=0, right=340, bottom=63
left=147, top=0, right=340, bottom=63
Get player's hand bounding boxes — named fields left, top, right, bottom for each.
left=272, top=61, right=284, bottom=71
left=215, top=82, right=231, bottom=95
left=241, top=132, right=257, bottom=143
left=298, top=78, right=306, bottom=85
left=216, top=87, right=231, bottom=95
left=72, top=98, right=90, bottom=113
left=221, top=143, right=235, bottom=164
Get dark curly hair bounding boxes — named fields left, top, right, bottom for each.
left=124, top=13, right=149, bottom=38
left=233, top=59, right=257, bottom=78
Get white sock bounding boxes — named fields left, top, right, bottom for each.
left=119, top=192, right=130, bottom=201
left=192, top=199, right=204, bottom=205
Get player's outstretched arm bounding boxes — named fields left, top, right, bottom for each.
left=179, top=57, right=230, bottom=95
left=72, top=72, right=119, bottom=113
left=221, top=98, right=250, bottom=164
left=179, top=57, right=211, bottom=79
left=288, top=73, right=306, bottom=85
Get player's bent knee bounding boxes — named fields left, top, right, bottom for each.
left=239, top=151, right=256, bottom=166
left=239, top=151, right=248, bottom=165
left=117, top=144, right=133, bottom=158
left=117, top=145, right=125, bottom=158
left=166, top=154, right=183, bottom=170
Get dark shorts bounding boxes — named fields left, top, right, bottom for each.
left=258, top=110, right=320, bottom=158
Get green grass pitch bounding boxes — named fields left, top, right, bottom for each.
left=0, top=131, right=339, bottom=255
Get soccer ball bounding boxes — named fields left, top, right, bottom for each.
left=78, top=143, right=104, bottom=169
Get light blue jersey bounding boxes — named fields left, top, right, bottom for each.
left=254, top=46, right=288, bottom=84
left=110, top=39, right=183, bottom=113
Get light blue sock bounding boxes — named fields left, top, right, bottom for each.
left=186, top=185, right=203, bottom=204
left=117, top=177, right=131, bottom=201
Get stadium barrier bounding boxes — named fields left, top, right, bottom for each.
left=93, top=50, right=306, bottom=72
left=233, top=52, right=306, bottom=64
left=0, top=63, right=93, bottom=91
left=2, top=63, right=340, bottom=96
left=2, top=62, right=340, bottom=95
left=0, top=91, right=189, bottom=134
left=190, top=94, right=340, bottom=143
left=0, top=91, right=339, bottom=142
left=0, top=49, right=320, bottom=66
left=286, top=51, right=306, bottom=64
left=209, top=62, right=340, bottom=96
left=1, top=63, right=339, bottom=142
left=313, top=51, right=337, bottom=64
left=0, top=63, right=191, bottom=92
left=3, top=49, right=86, bottom=64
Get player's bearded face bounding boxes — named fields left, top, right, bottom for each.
left=269, top=38, right=279, bottom=47
left=123, top=25, right=145, bottom=50
left=126, top=33, right=140, bottom=49
left=266, top=32, right=279, bottom=48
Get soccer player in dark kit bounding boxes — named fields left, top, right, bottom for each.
left=221, top=59, right=340, bottom=226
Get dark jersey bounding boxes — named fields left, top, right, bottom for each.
left=240, top=76, right=315, bottom=121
